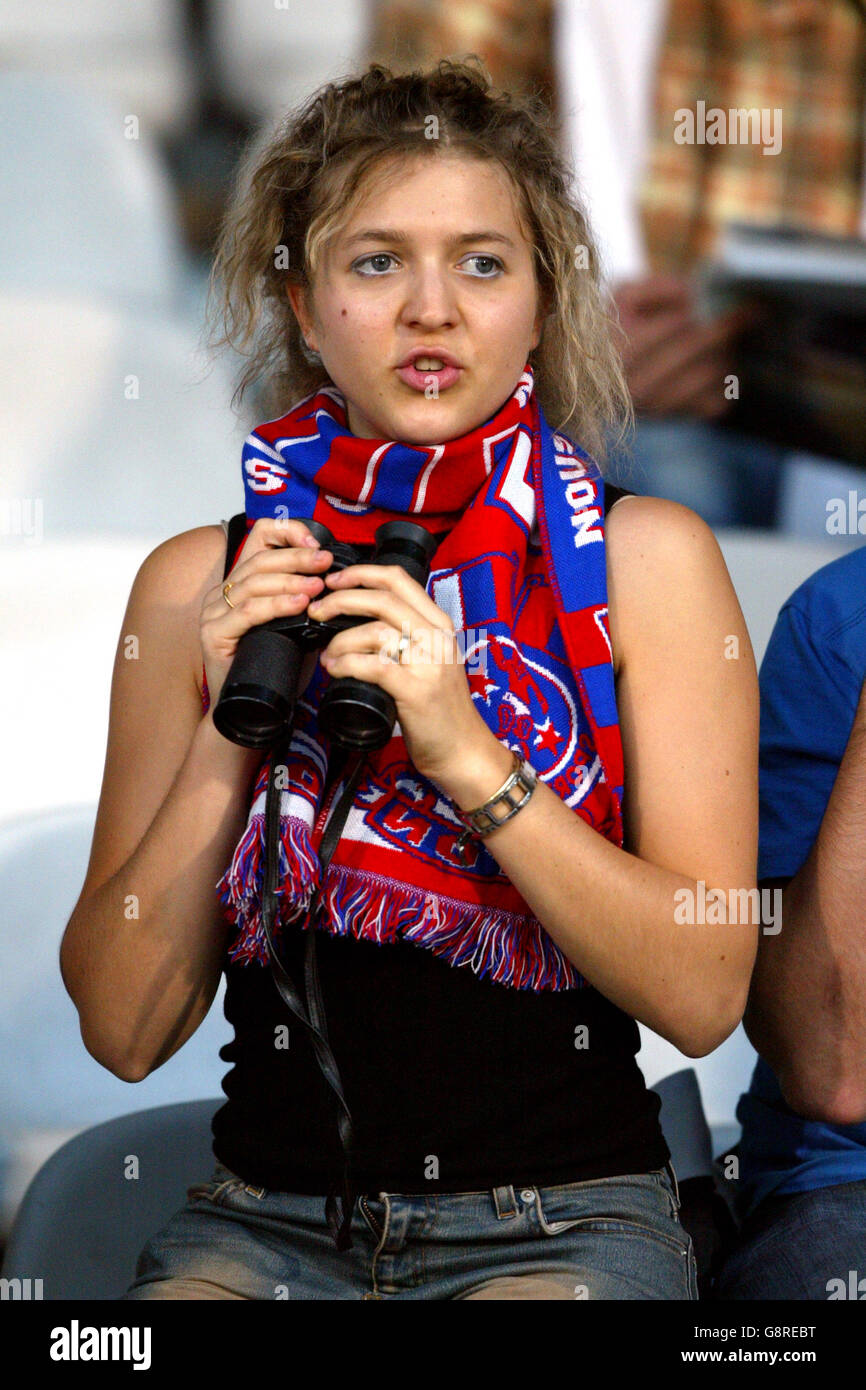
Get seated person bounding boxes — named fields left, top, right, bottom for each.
left=369, top=0, right=866, bottom=527
left=716, top=545, right=866, bottom=1301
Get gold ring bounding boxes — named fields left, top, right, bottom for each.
left=222, top=581, right=235, bottom=609
left=390, top=632, right=411, bottom=664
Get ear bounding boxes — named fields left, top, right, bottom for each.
left=530, top=296, right=549, bottom=351
left=285, top=281, right=317, bottom=352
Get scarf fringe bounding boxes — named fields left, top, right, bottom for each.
left=216, top=811, right=320, bottom=965
left=217, top=814, right=585, bottom=990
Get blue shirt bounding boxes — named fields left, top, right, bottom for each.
left=737, top=544, right=866, bottom=1213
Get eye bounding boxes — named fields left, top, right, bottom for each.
left=353, top=253, right=399, bottom=276
left=348, top=252, right=505, bottom=276
left=460, top=254, right=503, bottom=277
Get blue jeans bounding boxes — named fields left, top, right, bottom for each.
left=121, top=1161, right=697, bottom=1301
left=715, top=1178, right=866, bottom=1301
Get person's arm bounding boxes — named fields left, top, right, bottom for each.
left=436, top=497, right=760, bottom=1055
left=59, top=527, right=263, bottom=1081
left=60, top=517, right=334, bottom=1081
left=744, top=656, right=866, bottom=1126
left=62, top=516, right=333, bottom=1081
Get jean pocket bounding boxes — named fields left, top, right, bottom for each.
left=534, top=1173, right=691, bottom=1258
left=186, top=1163, right=268, bottom=1207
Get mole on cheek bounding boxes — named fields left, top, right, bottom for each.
left=341, top=308, right=347, bottom=317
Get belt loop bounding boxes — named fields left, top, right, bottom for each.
left=492, top=1184, right=518, bottom=1220
left=665, top=1160, right=682, bottom=1211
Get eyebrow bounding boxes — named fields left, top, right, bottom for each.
left=340, top=228, right=516, bottom=250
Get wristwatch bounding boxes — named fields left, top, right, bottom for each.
left=454, top=748, right=538, bottom=863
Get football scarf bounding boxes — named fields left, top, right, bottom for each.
left=208, top=365, right=625, bottom=990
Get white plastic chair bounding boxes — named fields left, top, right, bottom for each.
left=0, top=3, right=195, bottom=144
left=778, top=452, right=866, bottom=541
left=212, top=0, right=367, bottom=122
left=0, top=288, right=247, bottom=539
left=0, top=808, right=232, bottom=1238
left=0, top=71, right=186, bottom=314
left=0, top=531, right=168, bottom=824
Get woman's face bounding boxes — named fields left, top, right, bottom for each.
left=286, top=153, right=545, bottom=443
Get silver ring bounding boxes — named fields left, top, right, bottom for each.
left=390, top=632, right=411, bottom=664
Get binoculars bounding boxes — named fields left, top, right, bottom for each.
left=212, top=517, right=440, bottom=752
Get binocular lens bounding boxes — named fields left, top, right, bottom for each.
left=318, top=679, right=398, bottom=751
left=212, top=626, right=304, bottom=748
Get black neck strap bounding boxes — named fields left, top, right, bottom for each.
left=260, top=734, right=368, bottom=1251
left=221, top=514, right=365, bottom=1249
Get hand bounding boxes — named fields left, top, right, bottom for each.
left=306, top=562, right=499, bottom=789
left=200, top=516, right=333, bottom=713
left=613, top=274, right=754, bottom=420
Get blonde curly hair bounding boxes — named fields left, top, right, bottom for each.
left=204, top=56, right=632, bottom=461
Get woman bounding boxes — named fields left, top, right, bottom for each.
left=60, top=59, right=758, bottom=1300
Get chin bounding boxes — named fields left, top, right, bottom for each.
left=343, top=378, right=489, bottom=443
left=384, top=396, right=482, bottom=444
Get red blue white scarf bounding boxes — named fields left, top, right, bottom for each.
left=204, top=365, right=624, bottom=990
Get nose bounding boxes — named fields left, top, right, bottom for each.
left=398, top=261, right=459, bottom=330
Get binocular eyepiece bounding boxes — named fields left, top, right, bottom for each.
left=211, top=518, right=440, bottom=752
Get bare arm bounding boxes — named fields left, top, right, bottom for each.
left=435, top=498, right=760, bottom=1056
left=59, top=527, right=262, bottom=1079
left=59, top=517, right=332, bottom=1080
left=744, top=681, right=866, bottom=1125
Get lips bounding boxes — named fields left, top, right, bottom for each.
left=396, top=347, right=463, bottom=393
left=397, top=348, right=462, bottom=369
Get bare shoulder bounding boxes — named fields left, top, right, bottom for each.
left=134, top=524, right=228, bottom=696
left=605, top=493, right=723, bottom=571
left=605, top=495, right=739, bottom=671
left=138, top=523, right=227, bottom=593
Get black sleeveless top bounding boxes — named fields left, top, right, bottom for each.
left=211, top=931, right=668, bottom=1194
left=209, top=483, right=670, bottom=1194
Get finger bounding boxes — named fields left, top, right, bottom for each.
left=226, top=529, right=334, bottom=588
left=209, top=568, right=329, bottom=619
left=308, top=582, right=436, bottom=643
left=231, top=544, right=334, bottom=579
left=620, top=305, right=699, bottom=366
left=202, top=583, right=318, bottom=640
left=320, top=563, right=454, bottom=631
left=324, top=620, right=459, bottom=668
left=257, top=514, right=321, bottom=548
left=322, top=619, right=410, bottom=664
left=204, top=572, right=327, bottom=629
left=630, top=321, right=739, bottom=407
left=651, top=356, right=734, bottom=416
left=319, top=647, right=407, bottom=687
left=239, top=515, right=321, bottom=562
